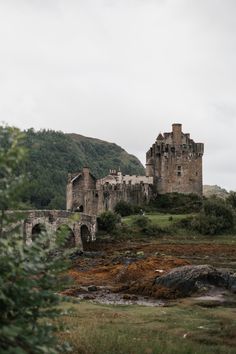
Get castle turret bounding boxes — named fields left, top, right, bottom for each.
left=145, top=123, right=204, bottom=195
left=172, top=123, right=182, bottom=145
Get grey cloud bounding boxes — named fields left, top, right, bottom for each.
left=0, top=0, right=236, bottom=190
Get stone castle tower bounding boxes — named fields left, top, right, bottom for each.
left=146, top=123, right=204, bottom=195
left=67, top=123, right=204, bottom=215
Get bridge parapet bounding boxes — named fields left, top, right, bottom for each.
left=5, top=210, right=97, bottom=250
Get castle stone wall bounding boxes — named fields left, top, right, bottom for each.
left=67, top=123, right=204, bottom=216
left=146, top=123, right=204, bottom=195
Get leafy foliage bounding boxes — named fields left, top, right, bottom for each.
left=114, top=201, right=134, bottom=217
left=132, top=215, right=150, bottom=228
left=0, top=233, right=71, bottom=354
left=194, top=198, right=235, bottom=235
left=97, top=211, right=121, bottom=232
left=226, top=191, right=236, bottom=209
left=0, top=126, right=27, bottom=235
left=131, top=215, right=167, bottom=236
left=176, top=198, right=235, bottom=235
left=149, top=193, right=203, bottom=214
left=0, top=125, right=71, bottom=353
left=0, top=126, right=26, bottom=208
left=20, top=129, right=144, bottom=210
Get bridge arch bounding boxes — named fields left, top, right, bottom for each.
left=56, top=224, right=75, bottom=248
left=31, top=223, right=50, bottom=248
left=32, top=223, right=46, bottom=240
left=80, top=224, right=94, bottom=250
left=20, top=211, right=97, bottom=249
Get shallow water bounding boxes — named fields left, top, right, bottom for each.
left=77, top=286, right=165, bottom=306
left=77, top=286, right=236, bottom=307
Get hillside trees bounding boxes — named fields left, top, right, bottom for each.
left=20, top=129, right=145, bottom=210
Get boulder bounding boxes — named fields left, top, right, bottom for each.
left=88, top=285, right=98, bottom=292
left=155, top=265, right=236, bottom=296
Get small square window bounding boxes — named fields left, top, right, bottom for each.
left=177, top=171, right=181, bottom=176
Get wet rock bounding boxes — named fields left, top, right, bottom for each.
left=155, top=265, right=235, bottom=297
left=136, top=251, right=145, bottom=258
left=88, top=285, right=98, bottom=292
left=228, top=273, right=236, bottom=293
left=83, top=294, right=96, bottom=300
left=68, top=250, right=83, bottom=259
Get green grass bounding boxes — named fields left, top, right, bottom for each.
left=122, top=213, right=187, bottom=228
left=120, top=213, right=236, bottom=245
left=57, top=301, right=236, bottom=354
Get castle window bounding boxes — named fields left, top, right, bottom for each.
left=177, top=165, right=181, bottom=170
left=196, top=172, right=198, bottom=176
left=177, top=171, right=181, bottom=177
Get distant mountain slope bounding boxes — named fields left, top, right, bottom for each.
left=22, top=129, right=145, bottom=210
left=203, top=185, right=229, bottom=199
left=68, top=133, right=144, bottom=178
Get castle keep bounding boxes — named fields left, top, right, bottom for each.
left=67, top=124, right=204, bottom=215
left=146, top=123, right=204, bottom=195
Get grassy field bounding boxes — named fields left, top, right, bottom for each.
left=57, top=300, right=236, bottom=354
left=56, top=212, right=236, bottom=353
left=122, top=212, right=186, bottom=227
left=121, top=213, right=236, bottom=245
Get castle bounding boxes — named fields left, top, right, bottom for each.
left=66, top=124, right=204, bottom=215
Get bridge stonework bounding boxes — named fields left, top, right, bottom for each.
left=19, top=210, right=97, bottom=250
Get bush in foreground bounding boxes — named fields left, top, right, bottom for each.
left=0, top=125, right=71, bottom=353
left=0, top=233, right=71, bottom=354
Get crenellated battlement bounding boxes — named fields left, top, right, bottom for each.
left=67, top=123, right=204, bottom=215
left=146, top=124, right=204, bottom=195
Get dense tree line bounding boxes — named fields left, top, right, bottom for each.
left=19, top=129, right=144, bottom=210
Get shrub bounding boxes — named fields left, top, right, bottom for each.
left=132, top=215, right=150, bottom=228
left=131, top=216, right=168, bottom=236
left=149, top=193, right=203, bottom=214
left=195, top=198, right=234, bottom=235
left=97, top=211, right=121, bottom=232
left=0, top=125, right=71, bottom=353
left=142, top=224, right=167, bottom=236
left=177, top=198, right=235, bottom=235
left=226, top=191, right=236, bottom=209
left=114, top=201, right=134, bottom=217
left=0, top=232, right=71, bottom=354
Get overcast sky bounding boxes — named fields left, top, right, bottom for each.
left=0, top=0, right=236, bottom=190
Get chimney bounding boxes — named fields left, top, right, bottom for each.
left=172, top=123, right=182, bottom=145
left=82, top=167, right=90, bottom=189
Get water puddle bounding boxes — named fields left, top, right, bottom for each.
left=77, top=287, right=165, bottom=307
left=189, top=288, right=236, bottom=307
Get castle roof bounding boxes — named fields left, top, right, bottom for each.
left=156, top=133, right=164, bottom=141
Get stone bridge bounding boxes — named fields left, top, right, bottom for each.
left=16, top=210, right=97, bottom=250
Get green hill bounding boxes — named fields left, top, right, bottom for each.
left=22, top=129, right=145, bottom=210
